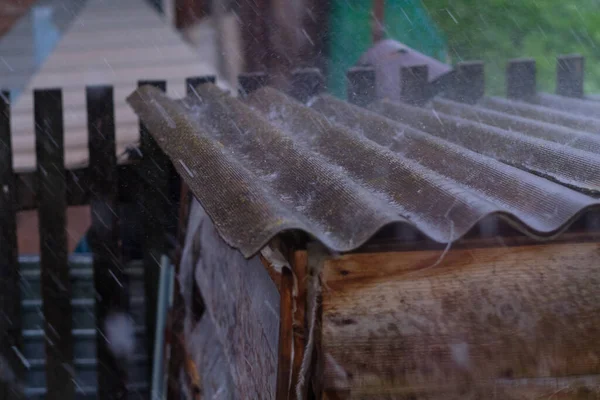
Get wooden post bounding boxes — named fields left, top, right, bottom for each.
left=372, top=0, right=385, bottom=43
left=557, top=54, right=584, bottom=98
left=86, top=85, right=128, bottom=400
left=347, top=67, right=376, bottom=107
left=445, top=61, right=485, bottom=104
left=166, top=183, right=192, bottom=400
left=276, top=267, right=294, bottom=400
left=239, top=72, right=269, bottom=97
left=34, top=89, right=74, bottom=400
left=239, top=0, right=271, bottom=73
left=290, top=68, right=324, bottom=103
left=506, top=58, right=536, bottom=101
left=137, top=80, right=171, bottom=378
left=0, top=91, right=23, bottom=400
left=400, top=65, right=428, bottom=106
left=186, top=76, right=216, bottom=96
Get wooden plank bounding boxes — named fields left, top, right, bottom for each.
left=346, top=67, right=376, bottom=107
left=557, top=54, right=584, bottom=98
left=34, top=89, right=74, bottom=400
left=187, top=315, right=235, bottom=400
left=444, top=61, right=485, bottom=104
left=506, top=58, right=536, bottom=101
left=400, top=65, right=428, bottom=106
left=0, top=91, right=23, bottom=400
left=166, top=182, right=191, bottom=400
left=290, top=250, right=308, bottom=398
left=138, top=80, right=171, bottom=376
left=276, top=267, right=294, bottom=400
left=86, top=85, right=129, bottom=399
left=185, top=201, right=279, bottom=398
left=321, top=242, right=600, bottom=398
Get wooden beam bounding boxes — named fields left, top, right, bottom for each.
left=346, top=67, right=376, bottom=107
left=0, top=92, right=23, bottom=400
left=276, top=267, right=294, bottom=400
left=87, top=85, right=129, bottom=400
left=138, top=80, right=171, bottom=378
left=34, top=89, right=74, bottom=400
left=372, top=0, right=385, bottom=43
left=321, top=241, right=600, bottom=398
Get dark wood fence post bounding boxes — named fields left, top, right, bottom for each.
left=507, top=58, right=536, bottom=101
left=445, top=61, right=485, bottom=104
left=0, top=91, right=23, bottom=400
left=557, top=54, right=584, bottom=98
left=290, top=68, right=324, bottom=103
left=87, top=85, right=129, bottom=400
left=34, top=88, right=74, bottom=400
left=137, top=80, right=170, bottom=378
left=185, top=76, right=216, bottom=96
left=239, top=72, right=268, bottom=97
left=400, top=65, right=428, bottom=106
left=347, top=66, right=376, bottom=107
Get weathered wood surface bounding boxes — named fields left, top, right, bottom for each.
left=0, top=91, right=23, bottom=399
left=186, top=315, right=235, bottom=400
left=181, top=200, right=279, bottom=399
left=321, top=242, right=600, bottom=399
left=87, top=85, right=129, bottom=399
left=34, top=89, right=74, bottom=400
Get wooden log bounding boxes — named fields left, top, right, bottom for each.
left=320, top=242, right=600, bottom=398
left=346, top=67, right=376, bottom=107
left=557, top=54, right=584, bottom=98
left=34, top=89, right=74, bottom=400
left=184, top=201, right=280, bottom=398
left=0, top=91, right=23, bottom=400
left=86, top=85, right=128, bottom=400
left=137, top=80, right=171, bottom=376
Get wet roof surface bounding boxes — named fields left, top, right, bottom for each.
left=128, top=83, right=600, bottom=257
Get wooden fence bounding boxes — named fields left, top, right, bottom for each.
left=0, top=53, right=590, bottom=400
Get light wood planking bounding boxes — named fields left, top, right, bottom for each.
left=321, top=242, right=600, bottom=398
left=5, top=0, right=217, bottom=172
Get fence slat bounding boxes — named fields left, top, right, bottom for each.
left=557, top=54, right=584, bottom=98
left=137, top=80, right=170, bottom=377
left=0, top=92, right=23, bottom=400
left=445, top=61, right=485, bottom=104
left=186, top=76, right=216, bottom=96
left=506, top=58, right=536, bottom=101
left=34, top=89, right=74, bottom=400
left=347, top=66, right=376, bottom=107
left=87, top=85, right=129, bottom=400
left=400, top=65, right=428, bottom=106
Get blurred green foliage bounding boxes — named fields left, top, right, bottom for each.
left=424, top=0, right=600, bottom=95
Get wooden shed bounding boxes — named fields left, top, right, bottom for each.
left=127, top=54, right=600, bottom=399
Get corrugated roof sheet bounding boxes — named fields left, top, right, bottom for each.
left=127, top=83, right=600, bottom=257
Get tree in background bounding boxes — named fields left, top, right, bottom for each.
left=424, top=0, right=600, bottom=95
